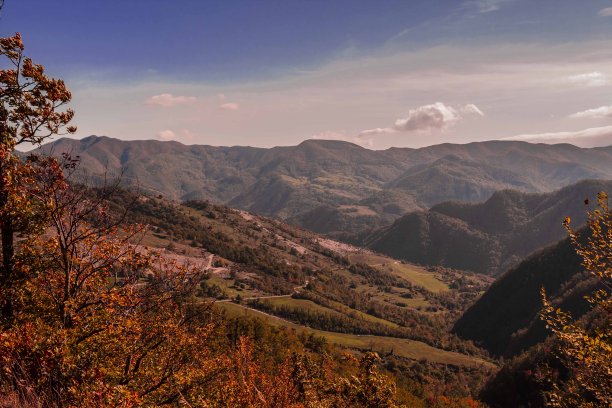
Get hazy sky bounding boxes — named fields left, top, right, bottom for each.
left=2, top=0, right=612, bottom=149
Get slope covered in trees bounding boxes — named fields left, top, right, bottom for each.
left=360, top=180, right=612, bottom=275
left=452, top=233, right=591, bottom=356
left=471, top=193, right=611, bottom=408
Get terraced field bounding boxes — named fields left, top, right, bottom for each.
left=217, top=302, right=494, bottom=368
left=264, top=297, right=402, bottom=329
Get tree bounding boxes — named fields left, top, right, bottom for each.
left=539, top=192, right=611, bottom=407
left=0, top=32, right=76, bottom=321
left=0, top=156, right=223, bottom=405
left=0, top=34, right=221, bottom=405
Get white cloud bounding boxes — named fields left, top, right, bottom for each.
left=219, top=102, right=240, bottom=110
left=567, top=72, right=608, bottom=87
left=359, top=103, right=483, bottom=136
left=145, top=93, right=197, bottom=107
left=393, top=102, right=461, bottom=131
left=503, top=125, right=612, bottom=147
left=156, top=129, right=195, bottom=142
left=461, top=103, right=485, bottom=116
left=598, top=7, right=612, bottom=17
left=358, top=127, right=395, bottom=137
left=569, top=105, right=612, bottom=119
left=312, top=131, right=374, bottom=148
left=156, top=129, right=176, bottom=140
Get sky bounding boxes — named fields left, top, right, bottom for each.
left=2, top=0, right=612, bottom=149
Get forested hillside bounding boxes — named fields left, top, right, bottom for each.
left=452, top=232, right=593, bottom=356
left=360, top=180, right=612, bottom=275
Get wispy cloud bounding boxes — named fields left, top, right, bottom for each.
left=567, top=72, right=608, bottom=87
left=145, top=93, right=197, bottom=107
left=465, top=0, right=512, bottom=13
left=569, top=105, right=612, bottom=119
left=219, top=102, right=240, bottom=110
left=358, top=127, right=395, bottom=137
left=359, top=103, right=483, bottom=137
left=503, top=125, right=612, bottom=147
left=598, top=7, right=612, bottom=17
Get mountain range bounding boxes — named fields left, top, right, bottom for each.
left=39, top=136, right=612, bottom=237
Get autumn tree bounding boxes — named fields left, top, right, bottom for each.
left=0, top=33, right=221, bottom=406
left=0, top=32, right=76, bottom=322
left=539, top=192, right=611, bottom=407
left=0, top=152, right=225, bottom=405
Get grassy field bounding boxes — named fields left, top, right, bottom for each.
left=265, top=297, right=402, bottom=329
left=263, top=297, right=346, bottom=317
left=217, top=302, right=494, bottom=368
left=350, top=253, right=449, bottom=292
left=371, top=291, right=431, bottom=309
left=206, top=275, right=261, bottom=299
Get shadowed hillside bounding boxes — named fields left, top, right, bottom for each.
left=360, top=180, right=612, bottom=275
left=452, top=233, right=596, bottom=356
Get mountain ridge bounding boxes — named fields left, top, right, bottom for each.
left=37, top=136, right=612, bottom=236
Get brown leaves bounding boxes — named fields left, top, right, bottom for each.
left=1, top=32, right=76, bottom=149
left=540, top=192, right=611, bottom=407
left=0, top=32, right=24, bottom=60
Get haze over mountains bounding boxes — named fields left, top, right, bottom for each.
left=41, top=136, right=612, bottom=237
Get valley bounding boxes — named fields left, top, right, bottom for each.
left=113, top=189, right=494, bottom=370
left=25, top=137, right=612, bottom=406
